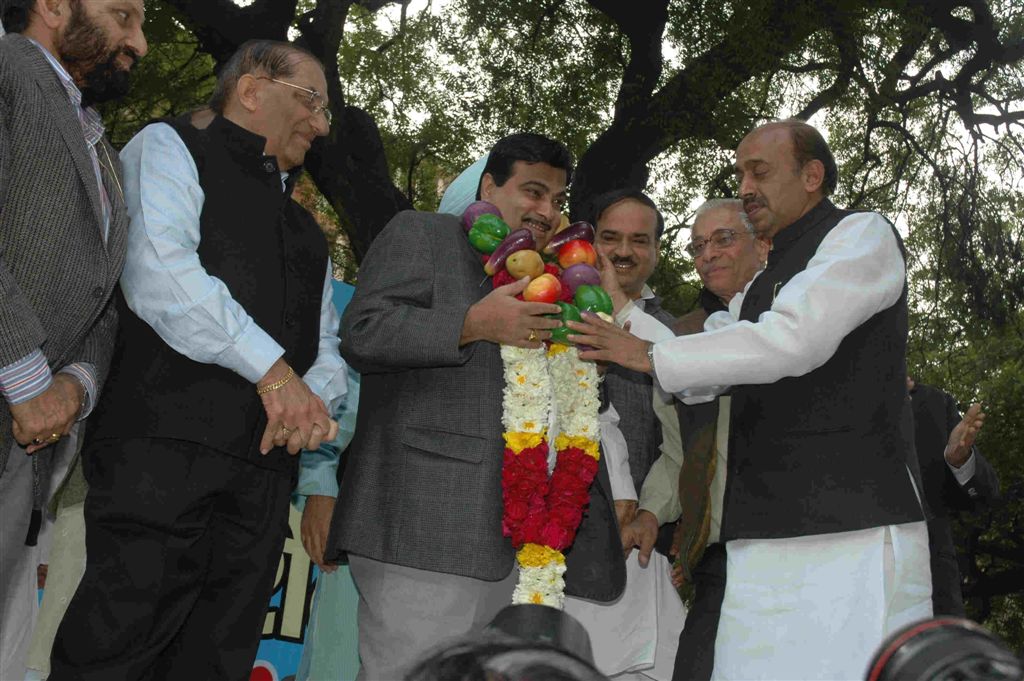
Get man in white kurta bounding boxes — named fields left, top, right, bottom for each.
left=564, top=403, right=686, bottom=681
left=568, top=120, right=932, bottom=681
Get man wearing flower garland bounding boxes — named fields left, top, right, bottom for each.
left=332, top=134, right=626, bottom=680
left=569, top=120, right=932, bottom=681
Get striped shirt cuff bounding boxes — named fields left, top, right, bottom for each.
left=58, top=363, right=97, bottom=420
left=0, top=349, right=53, bottom=405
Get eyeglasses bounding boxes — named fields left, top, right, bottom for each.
left=684, top=228, right=749, bottom=258
left=258, top=77, right=332, bottom=124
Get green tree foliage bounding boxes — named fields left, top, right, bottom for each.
left=108, top=0, right=1022, bottom=647
left=906, top=195, right=1024, bottom=650
left=100, top=1, right=215, bottom=145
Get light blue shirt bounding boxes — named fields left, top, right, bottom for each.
left=118, top=122, right=347, bottom=412
left=295, top=281, right=360, bottom=504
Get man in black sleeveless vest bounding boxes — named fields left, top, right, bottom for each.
left=51, top=41, right=346, bottom=681
left=569, top=120, right=931, bottom=681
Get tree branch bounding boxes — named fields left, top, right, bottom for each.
left=162, top=0, right=299, bottom=67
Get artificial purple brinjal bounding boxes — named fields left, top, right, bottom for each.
left=484, top=228, right=536, bottom=276
left=462, top=201, right=503, bottom=233
left=543, top=221, right=595, bottom=253
left=560, top=263, right=601, bottom=296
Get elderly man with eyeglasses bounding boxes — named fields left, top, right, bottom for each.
left=614, top=198, right=769, bottom=678
left=50, top=40, right=347, bottom=680
left=677, top=198, right=770, bottom=331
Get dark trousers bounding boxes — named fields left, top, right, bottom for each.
left=927, top=516, right=967, bottom=616
left=50, top=438, right=293, bottom=681
left=673, top=543, right=727, bottom=681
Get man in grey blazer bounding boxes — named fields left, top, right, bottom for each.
left=331, top=133, right=627, bottom=679
left=0, top=1, right=146, bottom=677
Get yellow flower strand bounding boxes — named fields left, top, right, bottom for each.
left=546, top=344, right=572, bottom=357
left=553, top=434, right=600, bottom=460
left=503, top=431, right=547, bottom=454
left=517, top=543, right=566, bottom=568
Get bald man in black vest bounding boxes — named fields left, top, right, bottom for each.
left=570, top=119, right=932, bottom=681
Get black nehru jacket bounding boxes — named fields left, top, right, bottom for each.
left=85, top=115, right=328, bottom=473
left=721, top=199, right=926, bottom=540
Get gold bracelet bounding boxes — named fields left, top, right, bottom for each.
left=256, top=366, right=294, bottom=395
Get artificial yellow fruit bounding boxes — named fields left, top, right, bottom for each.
left=506, top=249, right=545, bottom=280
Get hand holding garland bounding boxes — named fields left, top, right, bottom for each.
left=568, top=313, right=653, bottom=373
left=460, top=277, right=562, bottom=349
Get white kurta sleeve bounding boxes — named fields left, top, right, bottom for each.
left=637, top=211, right=905, bottom=394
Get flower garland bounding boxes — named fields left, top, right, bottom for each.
left=462, top=202, right=607, bottom=609
left=500, top=344, right=601, bottom=608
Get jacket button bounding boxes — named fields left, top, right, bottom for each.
left=263, top=160, right=275, bottom=173
left=92, top=286, right=104, bottom=299
left=285, top=314, right=296, bottom=327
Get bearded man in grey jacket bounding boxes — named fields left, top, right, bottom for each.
left=0, top=1, right=147, bottom=678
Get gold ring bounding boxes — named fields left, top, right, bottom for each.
left=528, top=329, right=538, bottom=342
left=280, top=426, right=292, bottom=437
left=47, top=433, right=61, bottom=443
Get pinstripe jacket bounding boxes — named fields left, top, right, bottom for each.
left=0, top=33, right=128, bottom=477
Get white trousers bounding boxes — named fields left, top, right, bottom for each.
left=711, top=522, right=933, bottom=681
left=564, top=551, right=687, bottom=680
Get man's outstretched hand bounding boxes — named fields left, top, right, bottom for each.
left=567, top=314, right=652, bottom=373
left=945, top=402, right=985, bottom=468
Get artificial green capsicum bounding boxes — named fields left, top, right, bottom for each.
left=549, top=301, right=583, bottom=344
left=574, top=285, right=613, bottom=315
left=467, top=214, right=510, bottom=254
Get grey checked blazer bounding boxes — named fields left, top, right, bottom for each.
left=0, top=33, right=128, bottom=477
left=329, top=211, right=624, bottom=599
